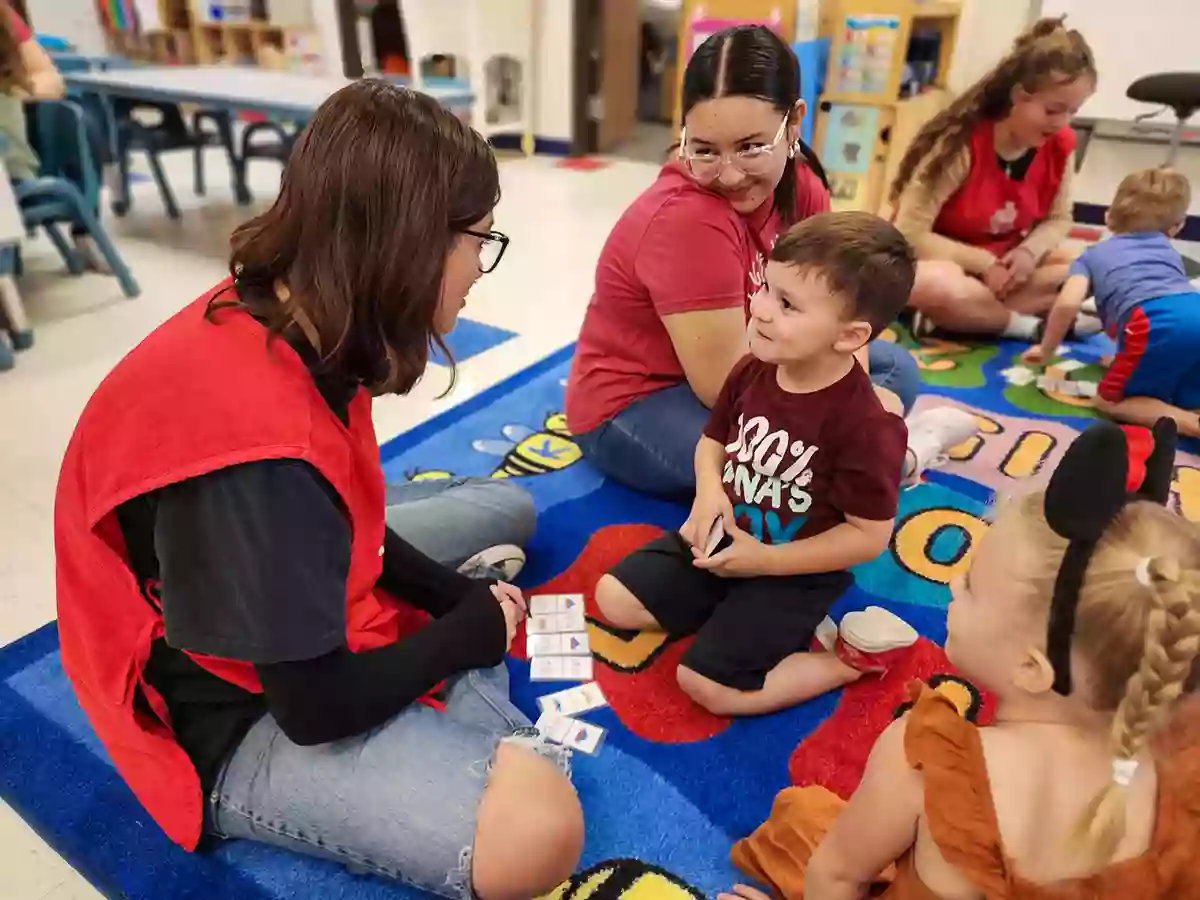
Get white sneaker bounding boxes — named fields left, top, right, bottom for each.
left=903, top=406, right=980, bottom=484
left=457, top=544, right=526, bottom=581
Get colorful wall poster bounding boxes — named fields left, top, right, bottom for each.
left=821, top=104, right=880, bottom=175
left=834, top=14, right=899, bottom=96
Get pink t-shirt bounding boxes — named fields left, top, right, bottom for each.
left=9, top=10, right=31, bottom=42
left=565, top=162, right=830, bottom=434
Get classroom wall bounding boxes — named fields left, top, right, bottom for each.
left=534, top=0, right=575, bottom=143
left=24, top=0, right=109, bottom=54
left=316, top=0, right=574, bottom=142
left=947, top=0, right=1036, bottom=93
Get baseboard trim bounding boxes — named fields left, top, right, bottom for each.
left=488, top=134, right=573, bottom=156
left=1074, top=202, right=1200, bottom=242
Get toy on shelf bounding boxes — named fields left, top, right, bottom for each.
left=93, top=0, right=323, bottom=70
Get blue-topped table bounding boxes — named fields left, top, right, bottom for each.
left=63, top=67, right=475, bottom=121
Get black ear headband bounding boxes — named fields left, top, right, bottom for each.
left=1043, top=417, right=1177, bottom=695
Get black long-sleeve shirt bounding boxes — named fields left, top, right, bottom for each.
left=117, top=342, right=507, bottom=791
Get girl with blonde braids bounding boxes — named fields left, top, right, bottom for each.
left=890, top=18, right=1097, bottom=339
left=723, top=419, right=1200, bottom=899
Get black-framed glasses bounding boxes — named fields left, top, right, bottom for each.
left=461, top=228, right=510, bottom=274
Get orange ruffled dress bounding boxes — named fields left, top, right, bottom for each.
left=732, top=686, right=1200, bottom=899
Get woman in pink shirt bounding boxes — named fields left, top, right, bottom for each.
left=566, top=26, right=966, bottom=500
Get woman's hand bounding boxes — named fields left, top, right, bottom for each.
left=718, top=886, right=772, bottom=900
left=680, top=486, right=735, bottom=549
left=1000, top=245, right=1037, bottom=294
left=490, top=582, right=527, bottom=650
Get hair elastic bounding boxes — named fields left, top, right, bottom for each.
left=1112, top=758, right=1139, bottom=787
left=1135, top=557, right=1154, bottom=588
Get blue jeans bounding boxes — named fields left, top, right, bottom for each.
left=383, top=477, right=536, bottom=568
left=575, top=341, right=919, bottom=500
left=206, top=477, right=544, bottom=897
left=208, top=665, right=569, bottom=898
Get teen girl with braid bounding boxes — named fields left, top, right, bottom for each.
left=723, top=419, right=1200, bottom=900
left=891, top=18, right=1098, bottom=339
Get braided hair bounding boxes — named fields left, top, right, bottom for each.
left=887, top=17, right=1094, bottom=206
left=682, top=25, right=829, bottom=226
left=1008, top=495, right=1200, bottom=864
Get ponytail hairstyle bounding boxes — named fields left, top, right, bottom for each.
left=888, top=16, right=1094, bottom=205
left=681, top=24, right=829, bottom=226
left=1003, top=480, right=1200, bottom=864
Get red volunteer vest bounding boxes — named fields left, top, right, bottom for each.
left=55, top=283, right=420, bottom=849
left=932, top=120, right=1075, bottom=256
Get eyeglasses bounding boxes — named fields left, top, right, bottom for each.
left=679, top=117, right=790, bottom=184
left=460, top=228, right=510, bottom=274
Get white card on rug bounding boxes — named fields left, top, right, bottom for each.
left=537, top=682, right=607, bottom=716
left=1055, top=359, right=1086, bottom=373
left=529, top=593, right=585, bottom=616
left=1076, top=381, right=1098, bottom=398
left=526, top=614, right=557, bottom=636
left=564, top=720, right=606, bottom=755
left=560, top=631, right=590, bottom=655
left=527, top=633, right=566, bottom=656
left=534, top=709, right=574, bottom=744
left=1002, top=366, right=1036, bottom=386
left=530, top=655, right=594, bottom=682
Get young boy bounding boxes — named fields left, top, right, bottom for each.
left=1024, top=167, right=1200, bottom=437
left=594, top=212, right=920, bottom=717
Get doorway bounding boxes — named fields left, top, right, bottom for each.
left=574, top=0, right=675, bottom=163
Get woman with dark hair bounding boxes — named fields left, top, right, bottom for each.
left=566, top=25, right=968, bottom=500
left=55, top=81, right=582, bottom=900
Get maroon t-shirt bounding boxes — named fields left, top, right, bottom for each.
left=702, top=356, right=907, bottom=546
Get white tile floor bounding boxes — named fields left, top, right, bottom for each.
left=0, top=131, right=1197, bottom=898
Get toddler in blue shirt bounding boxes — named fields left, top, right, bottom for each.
left=1025, top=167, right=1199, bottom=437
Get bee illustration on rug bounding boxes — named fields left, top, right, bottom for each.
left=405, top=412, right=582, bottom=481
left=473, top=412, right=582, bottom=478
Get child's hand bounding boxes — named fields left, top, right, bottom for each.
left=982, top=260, right=1013, bottom=298
left=718, top=887, right=772, bottom=900
left=680, top=489, right=735, bottom=549
left=691, top=521, right=765, bottom=577
left=1021, top=345, right=1047, bottom=366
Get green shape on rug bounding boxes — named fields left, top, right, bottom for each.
left=1001, top=351, right=1103, bottom=421
left=883, top=323, right=998, bottom=389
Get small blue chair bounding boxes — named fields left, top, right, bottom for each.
left=19, top=99, right=139, bottom=297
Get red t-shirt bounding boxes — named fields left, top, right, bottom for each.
left=9, top=10, right=31, bottom=42
left=564, top=162, right=830, bottom=434
left=702, top=356, right=906, bottom=546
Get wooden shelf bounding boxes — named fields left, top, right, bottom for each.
left=100, top=0, right=317, bottom=68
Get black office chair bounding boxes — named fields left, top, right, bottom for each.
left=1126, top=71, right=1200, bottom=166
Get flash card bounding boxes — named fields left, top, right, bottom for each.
left=529, top=594, right=584, bottom=616
left=534, top=709, right=574, bottom=744
left=527, top=608, right=588, bottom=635
left=526, top=631, right=590, bottom=657
left=1055, top=359, right=1086, bottom=374
left=565, top=720, right=606, bottom=755
left=537, top=682, right=607, bottom=716
left=530, top=655, right=594, bottom=682
left=1076, top=381, right=1098, bottom=398
left=703, top=517, right=732, bottom=558
left=1001, top=366, right=1036, bottom=386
